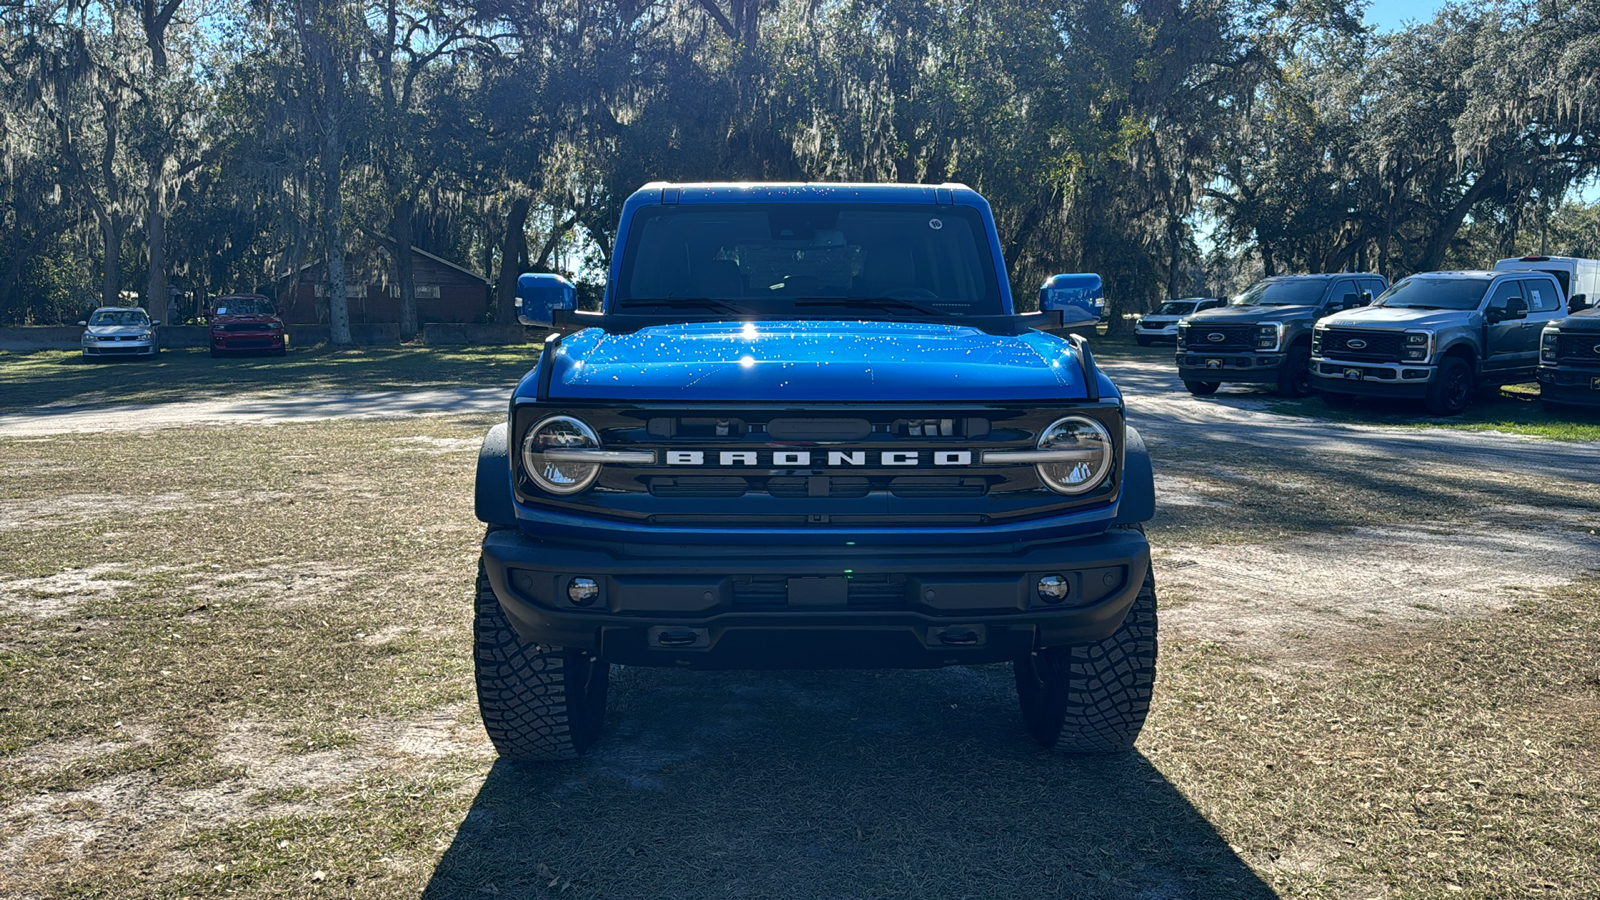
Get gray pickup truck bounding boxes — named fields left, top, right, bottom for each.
left=1176, top=273, right=1386, bottom=397
left=1312, top=270, right=1566, bottom=415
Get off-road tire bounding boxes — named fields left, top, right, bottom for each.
left=209, top=347, right=221, bottom=358
left=1184, top=380, right=1220, bottom=396
left=474, top=560, right=609, bottom=761
left=1014, top=566, right=1157, bottom=754
left=1424, top=355, right=1473, bottom=416
left=1135, top=336, right=1153, bottom=346
left=1277, top=345, right=1314, bottom=397
left=1541, top=398, right=1567, bottom=415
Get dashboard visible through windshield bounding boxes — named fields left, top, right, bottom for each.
left=1374, top=276, right=1491, bottom=311
left=614, top=203, right=1004, bottom=317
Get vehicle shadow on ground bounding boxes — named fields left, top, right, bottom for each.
left=422, top=666, right=1277, bottom=900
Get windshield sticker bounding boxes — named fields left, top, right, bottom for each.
left=1530, top=289, right=1542, bottom=305
left=928, top=218, right=943, bottom=231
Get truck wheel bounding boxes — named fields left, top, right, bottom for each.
left=1135, top=336, right=1152, bottom=346
left=1277, top=346, right=1313, bottom=397
left=1424, top=356, right=1473, bottom=416
left=1014, top=568, right=1157, bottom=753
left=474, top=560, right=609, bottom=761
left=1184, top=380, right=1219, bottom=395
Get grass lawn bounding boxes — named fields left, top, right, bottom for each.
left=0, top=371, right=1594, bottom=896
left=0, top=345, right=542, bottom=411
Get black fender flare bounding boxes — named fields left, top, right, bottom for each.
left=475, top=423, right=518, bottom=527
left=1113, top=425, right=1155, bottom=525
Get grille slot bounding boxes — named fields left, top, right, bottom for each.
left=1187, top=325, right=1256, bottom=350
left=1555, top=334, right=1600, bottom=365
left=221, top=323, right=274, bottom=332
left=731, top=574, right=908, bottom=610
left=1321, top=329, right=1406, bottom=362
left=888, top=476, right=987, bottom=498
left=648, top=476, right=749, bottom=498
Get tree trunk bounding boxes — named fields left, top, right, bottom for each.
left=393, top=195, right=417, bottom=340
left=324, top=123, right=352, bottom=346
left=1417, top=169, right=1502, bottom=272
left=145, top=175, right=169, bottom=324
left=496, top=195, right=531, bottom=325
left=101, top=214, right=124, bottom=308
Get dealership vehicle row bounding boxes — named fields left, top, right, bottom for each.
left=1140, top=255, right=1600, bottom=415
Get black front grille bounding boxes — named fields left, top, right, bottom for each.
left=1321, top=329, right=1406, bottom=362
left=1185, top=324, right=1256, bottom=350
left=731, top=574, right=908, bottom=610
left=221, top=323, right=274, bottom=332
left=1555, top=333, right=1600, bottom=366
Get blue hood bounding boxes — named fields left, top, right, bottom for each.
left=536, top=320, right=1102, bottom=403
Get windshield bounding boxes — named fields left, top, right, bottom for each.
left=1234, top=279, right=1328, bottom=307
left=214, top=297, right=274, bottom=316
left=613, top=203, right=1004, bottom=316
left=1374, top=276, right=1490, bottom=311
left=1153, top=301, right=1198, bottom=316
left=88, top=309, right=149, bottom=326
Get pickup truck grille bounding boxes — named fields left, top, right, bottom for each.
left=1185, top=324, right=1255, bottom=350
left=218, top=323, right=276, bottom=332
left=650, top=475, right=989, bottom=499
left=1554, top=333, right=1600, bottom=366
left=1320, top=329, right=1405, bottom=362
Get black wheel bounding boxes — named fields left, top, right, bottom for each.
left=274, top=346, right=287, bottom=357
left=1015, top=566, right=1157, bottom=753
left=474, top=559, right=608, bottom=761
left=1184, top=380, right=1220, bottom=396
left=209, top=347, right=221, bottom=358
left=1277, top=345, right=1313, bottom=397
left=1320, top=391, right=1357, bottom=407
left=1135, top=336, right=1152, bottom=346
left=1541, top=398, right=1566, bottom=415
left=1424, top=356, right=1473, bottom=416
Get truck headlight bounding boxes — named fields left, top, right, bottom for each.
left=1541, top=330, right=1558, bottom=362
left=1176, top=324, right=1187, bottom=348
left=522, top=415, right=603, bottom=495
left=1255, top=324, right=1280, bottom=350
left=1404, top=332, right=1431, bottom=361
left=1034, top=416, right=1113, bottom=495
left=1311, top=327, right=1323, bottom=354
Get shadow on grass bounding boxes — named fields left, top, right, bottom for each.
left=0, top=345, right=538, bottom=410
left=422, top=667, right=1276, bottom=900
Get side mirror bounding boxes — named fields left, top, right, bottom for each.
left=1569, top=293, right=1588, bottom=312
left=150, top=320, right=161, bottom=326
left=1039, top=273, right=1104, bottom=326
left=77, top=320, right=87, bottom=326
left=516, top=273, right=576, bottom=327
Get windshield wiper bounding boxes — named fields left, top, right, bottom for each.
left=617, top=297, right=751, bottom=315
left=794, top=296, right=953, bottom=317
left=1382, top=304, right=1444, bottom=310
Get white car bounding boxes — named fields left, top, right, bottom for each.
left=1134, top=297, right=1224, bottom=345
left=80, top=306, right=161, bottom=359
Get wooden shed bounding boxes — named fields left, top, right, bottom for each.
left=277, top=245, right=491, bottom=326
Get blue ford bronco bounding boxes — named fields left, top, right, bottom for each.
left=473, top=182, right=1157, bottom=760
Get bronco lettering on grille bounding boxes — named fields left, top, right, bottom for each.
left=664, top=450, right=977, bottom=467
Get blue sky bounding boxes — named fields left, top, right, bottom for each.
left=1363, top=0, right=1448, bottom=31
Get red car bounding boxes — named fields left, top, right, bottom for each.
left=207, top=293, right=287, bottom=357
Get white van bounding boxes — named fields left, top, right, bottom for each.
left=1493, top=256, right=1599, bottom=312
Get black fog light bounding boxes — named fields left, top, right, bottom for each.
left=567, top=577, right=600, bottom=606
left=1037, top=575, right=1071, bottom=604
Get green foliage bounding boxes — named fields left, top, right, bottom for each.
left=3, top=0, right=1599, bottom=327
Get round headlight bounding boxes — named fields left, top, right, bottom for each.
left=1035, top=416, right=1113, bottom=495
left=522, top=415, right=602, bottom=495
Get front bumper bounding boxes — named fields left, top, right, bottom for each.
left=479, top=526, right=1151, bottom=669
left=82, top=339, right=156, bottom=357
left=1176, top=351, right=1285, bottom=383
left=1311, top=357, right=1434, bottom=398
left=211, top=331, right=286, bottom=351
left=1538, top=367, right=1600, bottom=407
